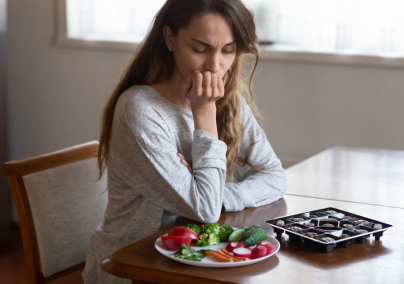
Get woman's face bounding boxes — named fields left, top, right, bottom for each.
left=164, top=13, right=237, bottom=79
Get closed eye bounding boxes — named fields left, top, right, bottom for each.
left=222, top=49, right=235, bottom=54
left=193, top=48, right=205, bottom=54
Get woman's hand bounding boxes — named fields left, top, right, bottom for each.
left=177, top=153, right=193, bottom=174
left=180, top=70, right=224, bottom=111
left=180, top=70, right=224, bottom=139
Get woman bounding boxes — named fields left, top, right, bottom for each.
left=83, top=0, right=287, bottom=283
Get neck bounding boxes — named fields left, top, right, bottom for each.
left=151, top=67, right=192, bottom=111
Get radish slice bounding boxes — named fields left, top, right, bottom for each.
left=226, top=242, right=244, bottom=253
left=258, top=240, right=273, bottom=248
left=248, top=246, right=255, bottom=250
left=233, top=248, right=252, bottom=258
left=266, top=246, right=276, bottom=255
left=251, top=245, right=267, bottom=259
left=258, top=240, right=274, bottom=255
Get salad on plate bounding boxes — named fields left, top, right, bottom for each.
left=157, top=223, right=278, bottom=265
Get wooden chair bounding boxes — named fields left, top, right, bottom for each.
left=1, top=141, right=108, bottom=284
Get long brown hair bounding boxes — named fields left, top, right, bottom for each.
left=98, top=0, right=261, bottom=178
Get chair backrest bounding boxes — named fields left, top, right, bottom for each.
left=2, top=141, right=108, bottom=284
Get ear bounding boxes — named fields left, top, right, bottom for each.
left=163, top=25, right=175, bottom=51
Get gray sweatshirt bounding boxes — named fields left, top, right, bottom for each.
left=83, top=85, right=287, bottom=284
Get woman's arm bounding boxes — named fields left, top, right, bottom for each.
left=125, top=100, right=227, bottom=223
left=222, top=100, right=287, bottom=212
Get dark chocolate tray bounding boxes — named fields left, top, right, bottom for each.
left=264, top=207, right=393, bottom=253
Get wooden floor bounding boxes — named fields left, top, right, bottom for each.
left=0, top=225, right=84, bottom=284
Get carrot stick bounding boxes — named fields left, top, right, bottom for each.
left=206, top=252, right=233, bottom=262
left=216, top=251, right=243, bottom=262
left=221, top=249, right=232, bottom=256
left=221, top=249, right=249, bottom=261
left=206, top=251, right=233, bottom=262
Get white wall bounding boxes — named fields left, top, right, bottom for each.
left=8, top=0, right=404, bottom=167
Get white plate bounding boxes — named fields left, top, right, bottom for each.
left=154, top=231, right=280, bottom=268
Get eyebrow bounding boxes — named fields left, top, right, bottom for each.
left=191, top=39, right=237, bottom=47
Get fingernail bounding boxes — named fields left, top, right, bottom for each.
left=194, top=70, right=200, bottom=74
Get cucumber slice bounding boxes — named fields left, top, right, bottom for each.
left=228, top=228, right=246, bottom=242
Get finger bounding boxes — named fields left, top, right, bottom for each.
left=217, top=76, right=224, bottom=99
left=180, top=74, right=193, bottom=98
left=211, top=74, right=218, bottom=98
left=188, top=167, right=193, bottom=174
left=181, top=159, right=191, bottom=167
left=191, top=70, right=203, bottom=95
left=177, top=153, right=186, bottom=162
left=178, top=154, right=191, bottom=165
left=202, top=72, right=211, bottom=95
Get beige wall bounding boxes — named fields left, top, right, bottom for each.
left=8, top=0, right=404, bottom=167
left=8, top=0, right=129, bottom=160
left=253, top=61, right=404, bottom=165
left=0, top=0, right=11, bottom=239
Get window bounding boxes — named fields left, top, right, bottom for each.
left=66, top=0, right=166, bottom=43
left=249, top=0, right=404, bottom=57
left=57, top=0, right=404, bottom=68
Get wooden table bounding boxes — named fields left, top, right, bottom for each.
left=286, top=147, right=404, bottom=209
left=101, top=148, right=404, bottom=284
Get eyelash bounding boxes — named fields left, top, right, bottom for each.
left=193, top=49, right=205, bottom=54
left=193, top=48, right=234, bottom=54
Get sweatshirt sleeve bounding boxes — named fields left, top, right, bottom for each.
left=126, top=102, right=227, bottom=223
left=222, top=100, right=287, bottom=212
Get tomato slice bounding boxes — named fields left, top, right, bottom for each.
left=161, top=236, right=192, bottom=250
left=167, top=227, right=199, bottom=240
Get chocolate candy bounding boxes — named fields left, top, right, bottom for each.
left=320, top=237, right=335, bottom=243
left=276, top=220, right=285, bottom=227
left=292, top=218, right=304, bottom=222
left=266, top=207, right=392, bottom=253
left=306, top=232, right=318, bottom=238
left=355, top=220, right=369, bottom=225
left=374, top=224, right=382, bottom=230
left=321, top=229, right=336, bottom=233
left=289, top=226, right=304, bottom=232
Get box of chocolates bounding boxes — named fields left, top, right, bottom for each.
left=264, top=207, right=393, bottom=253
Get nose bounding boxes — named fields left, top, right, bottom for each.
left=204, top=53, right=221, bottom=74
